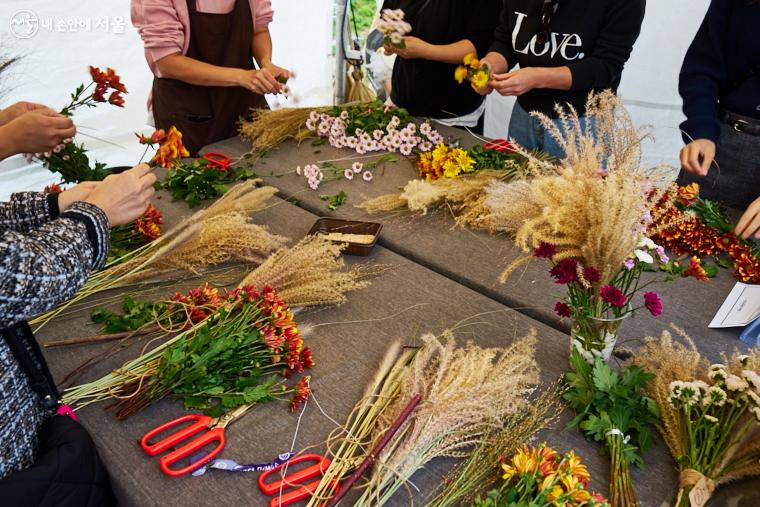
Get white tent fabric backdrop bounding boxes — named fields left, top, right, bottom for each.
left=0, top=0, right=709, bottom=199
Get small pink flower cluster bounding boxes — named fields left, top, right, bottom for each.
left=306, top=111, right=443, bottom=156
left=377, top=9, right=411, bottom=46
left=301, top=163, right=323, bottom=190
left=343, top=162, right=373, bottom=182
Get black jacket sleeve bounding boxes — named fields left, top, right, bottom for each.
left=0, top=201, right=110, bottom=329
left=0, top=192, right=61, bottom=234
left=678, top=0, right=729, bottom=143
left=568, top=0, right=646, bottom=91
left=490, top=0, right=518, bottom=68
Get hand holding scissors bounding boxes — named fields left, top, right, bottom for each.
left=141, top=403, right=255, bottom=477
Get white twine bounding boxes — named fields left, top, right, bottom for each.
left=605, top=428, right=631, bottom=444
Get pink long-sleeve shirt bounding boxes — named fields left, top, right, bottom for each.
left=131, top=0, right=274, bottom=77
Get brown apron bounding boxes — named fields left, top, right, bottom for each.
left=152, top=0, right=268, bottom=156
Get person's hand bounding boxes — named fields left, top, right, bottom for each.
left=58, top=181, right=99, bottom=212
left=0, top=101, right=53, bottom=126
left=680, top=139, right=716, bottom=176
left=261, top=61, right=291, bottom=83
left=85, top=164, right=156, bottom=226
left=384, top=36, right=429, bottom=59
left=490, top=68, right=541, bottom=97
left=735, top=196, right=760, bottom=240
left=236, top=68, right=283, bottom=95
left=0, top=110, right=76, bottom=158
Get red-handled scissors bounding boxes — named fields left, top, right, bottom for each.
left=258, top=454, right=339, bottom=507
left=202, top=151, right=231, bottom=170
left=141, top=403, right=255, bottom=477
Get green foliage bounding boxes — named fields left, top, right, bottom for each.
left=321, top=190, right=348, bottom=211
left=41, top=141, right=110, bottom=184
left=153, top=310, right=280, bottom=414
left=563, top=349, right=659, bottom=468
left=350, top=0, right=378, bottom=43
left=91, top=296, right=165, bottom=333
left=159, top=158, right=256, bottom=207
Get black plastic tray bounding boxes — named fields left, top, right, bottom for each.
left=308, top=218, right=383, bottom=256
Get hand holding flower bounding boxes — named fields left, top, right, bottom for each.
left=384, top=36, right=429, bottom=60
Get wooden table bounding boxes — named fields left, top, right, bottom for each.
left=36, top=133, right=760, bottom=506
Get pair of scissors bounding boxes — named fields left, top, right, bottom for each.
left=140, top=403, right=255, bottom=477
left=258, top=454, right=339, bottom=507
left=203, top=151, right=231, bottom=170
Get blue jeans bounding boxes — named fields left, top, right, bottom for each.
left=508, top=101, right=593, bottom=159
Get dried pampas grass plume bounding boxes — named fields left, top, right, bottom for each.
left=239, top=235, right=373, bottom=308
left=354, top=329, right=540, bottom=506
left=484, top=92, right=667, bottom=285
left=239, top=106, right=330, bottom=153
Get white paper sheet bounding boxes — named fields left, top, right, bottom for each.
left=709, top=282, right=760, bottom=328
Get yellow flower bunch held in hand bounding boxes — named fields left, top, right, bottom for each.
left=455, top=53, right=492, bottom=91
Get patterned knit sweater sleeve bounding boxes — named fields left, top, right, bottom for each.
left=0, top=192, right=61, bottom=233
left=0, top=198, right=110, bottom=329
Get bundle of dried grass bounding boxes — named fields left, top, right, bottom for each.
left=239, top=235, right=372, bottom=308
left=239, top=106, right=330, bottom=153
left=482, top=92, right=667, bottom=284
left=31, top=182, right=284, bottom=329
left=630, top=328, right=760, bottom=505
left=353, top=330, right=540, bottom=506
left=358, top=170, right=507, bottom=229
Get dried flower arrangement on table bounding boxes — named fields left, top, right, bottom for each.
left=631, top=329, right=760, bottom=507
left=62, top=233, right=374, bottom=419
left=307, top=329, right=542, bottom=506
left=30, top=181, right=286, bottom=330
left=651, top=183, right=760, bottom=283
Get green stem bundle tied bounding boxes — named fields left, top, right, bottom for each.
left=563, top=349, right=659, bottom=507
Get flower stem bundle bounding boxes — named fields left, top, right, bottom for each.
left=39, top=66, right=128, bottom=183
left=63, top=285, right=313, bottom=420
left=630, top=330, right=760, bottom=507
left=563, top=349, right=659, bottom=507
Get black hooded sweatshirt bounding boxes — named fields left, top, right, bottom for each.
left=382, top=0, right=502, bottom=118
left=490, top=0, right=646, bottom=117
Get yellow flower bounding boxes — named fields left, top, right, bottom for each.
left=571, top=488, right=591, bottom=503
left=512, top=447, right=539, bottom=475
left=471, top=70, right=489, bottom=90
left=443, top=159, right=461, bottom=179
left=431, top=143, right=449, bottom=162
left=560, top=474, right=582, bottom=493
left=454, top=65, right=469, bottom=84
left=561, top=451, right=590, bottom=482
left=501, top=463, right=516, bottom=481
left=546, top=485, right=565, bottom=504
left=463, top=53, right=477, bottom=66
left=541, top=473, right=558, bottom=491
left=452, top=148, right=475, bottom=173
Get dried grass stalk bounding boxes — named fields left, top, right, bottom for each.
left=31, top=183, right=283, bottom=329
left=239, top=235, right=372, bottom=308
left=239, top=107, right=330, bottom=152
left=354, top=329, right=540, bottom=506
left=358, top=170, right=506, bottom=229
